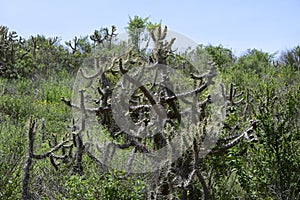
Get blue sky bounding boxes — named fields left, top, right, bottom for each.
left=1, top=0, right=299, bottom=56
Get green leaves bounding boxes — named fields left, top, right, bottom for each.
left=63, top=172, right=145, bottom=200
left=126, top=15, right=150, bottom=32
left=204, top=44, right=235, bottom=67
left=279, top=45, right=300, bottom=70
left=218, top=53, right=300, bottom=199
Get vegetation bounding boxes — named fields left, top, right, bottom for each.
left=0, top=16, right=299, bottom=199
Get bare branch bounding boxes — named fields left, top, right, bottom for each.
left=33, top=140, right=70, bottom=159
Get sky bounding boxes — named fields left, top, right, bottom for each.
left=1, top=0, right=300, bottom=56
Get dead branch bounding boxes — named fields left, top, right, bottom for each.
left=209, top=120, right=258, bottom=155
left=22, top=118, right=37, bottom=200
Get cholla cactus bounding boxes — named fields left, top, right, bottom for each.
left=149, top=25, right=176, bottom=64
left=20, top=24, right=259, bottom=200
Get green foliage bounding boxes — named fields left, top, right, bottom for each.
left=206, top=54, right=300, bottom=199
left=0, top=116, right=25, bottom=199
left=63, top=175, right=100, bottom=200
left=204, top=44, right=235, bottom=67
left=279, top=45, right=300, bottom=70
left=237, top=48, right=274, bottom=74
left=0, top=78, right=35, bottom=120
left=126, top=15, right=150, bottom=51
left=0, top=26, right=88, bottom=79
left=248, top=65, right=300, bottom=199
left=99, top=171, right=146, bottom=200
left=126, top=15, right=149, bottom=33
left=61, top=170, right=145, bottom=200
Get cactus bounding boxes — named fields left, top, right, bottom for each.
left=59, top=26, right=259, bottom=199
left=18, top=24, right=261, bottom=199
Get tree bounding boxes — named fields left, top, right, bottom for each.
left=204, top=44, right=235, bottom=68
left=279, top=45, right=300, bottom=70
left=237, top=49, right=273, bottom=74
left=125, top=16, right=150, bottom=51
